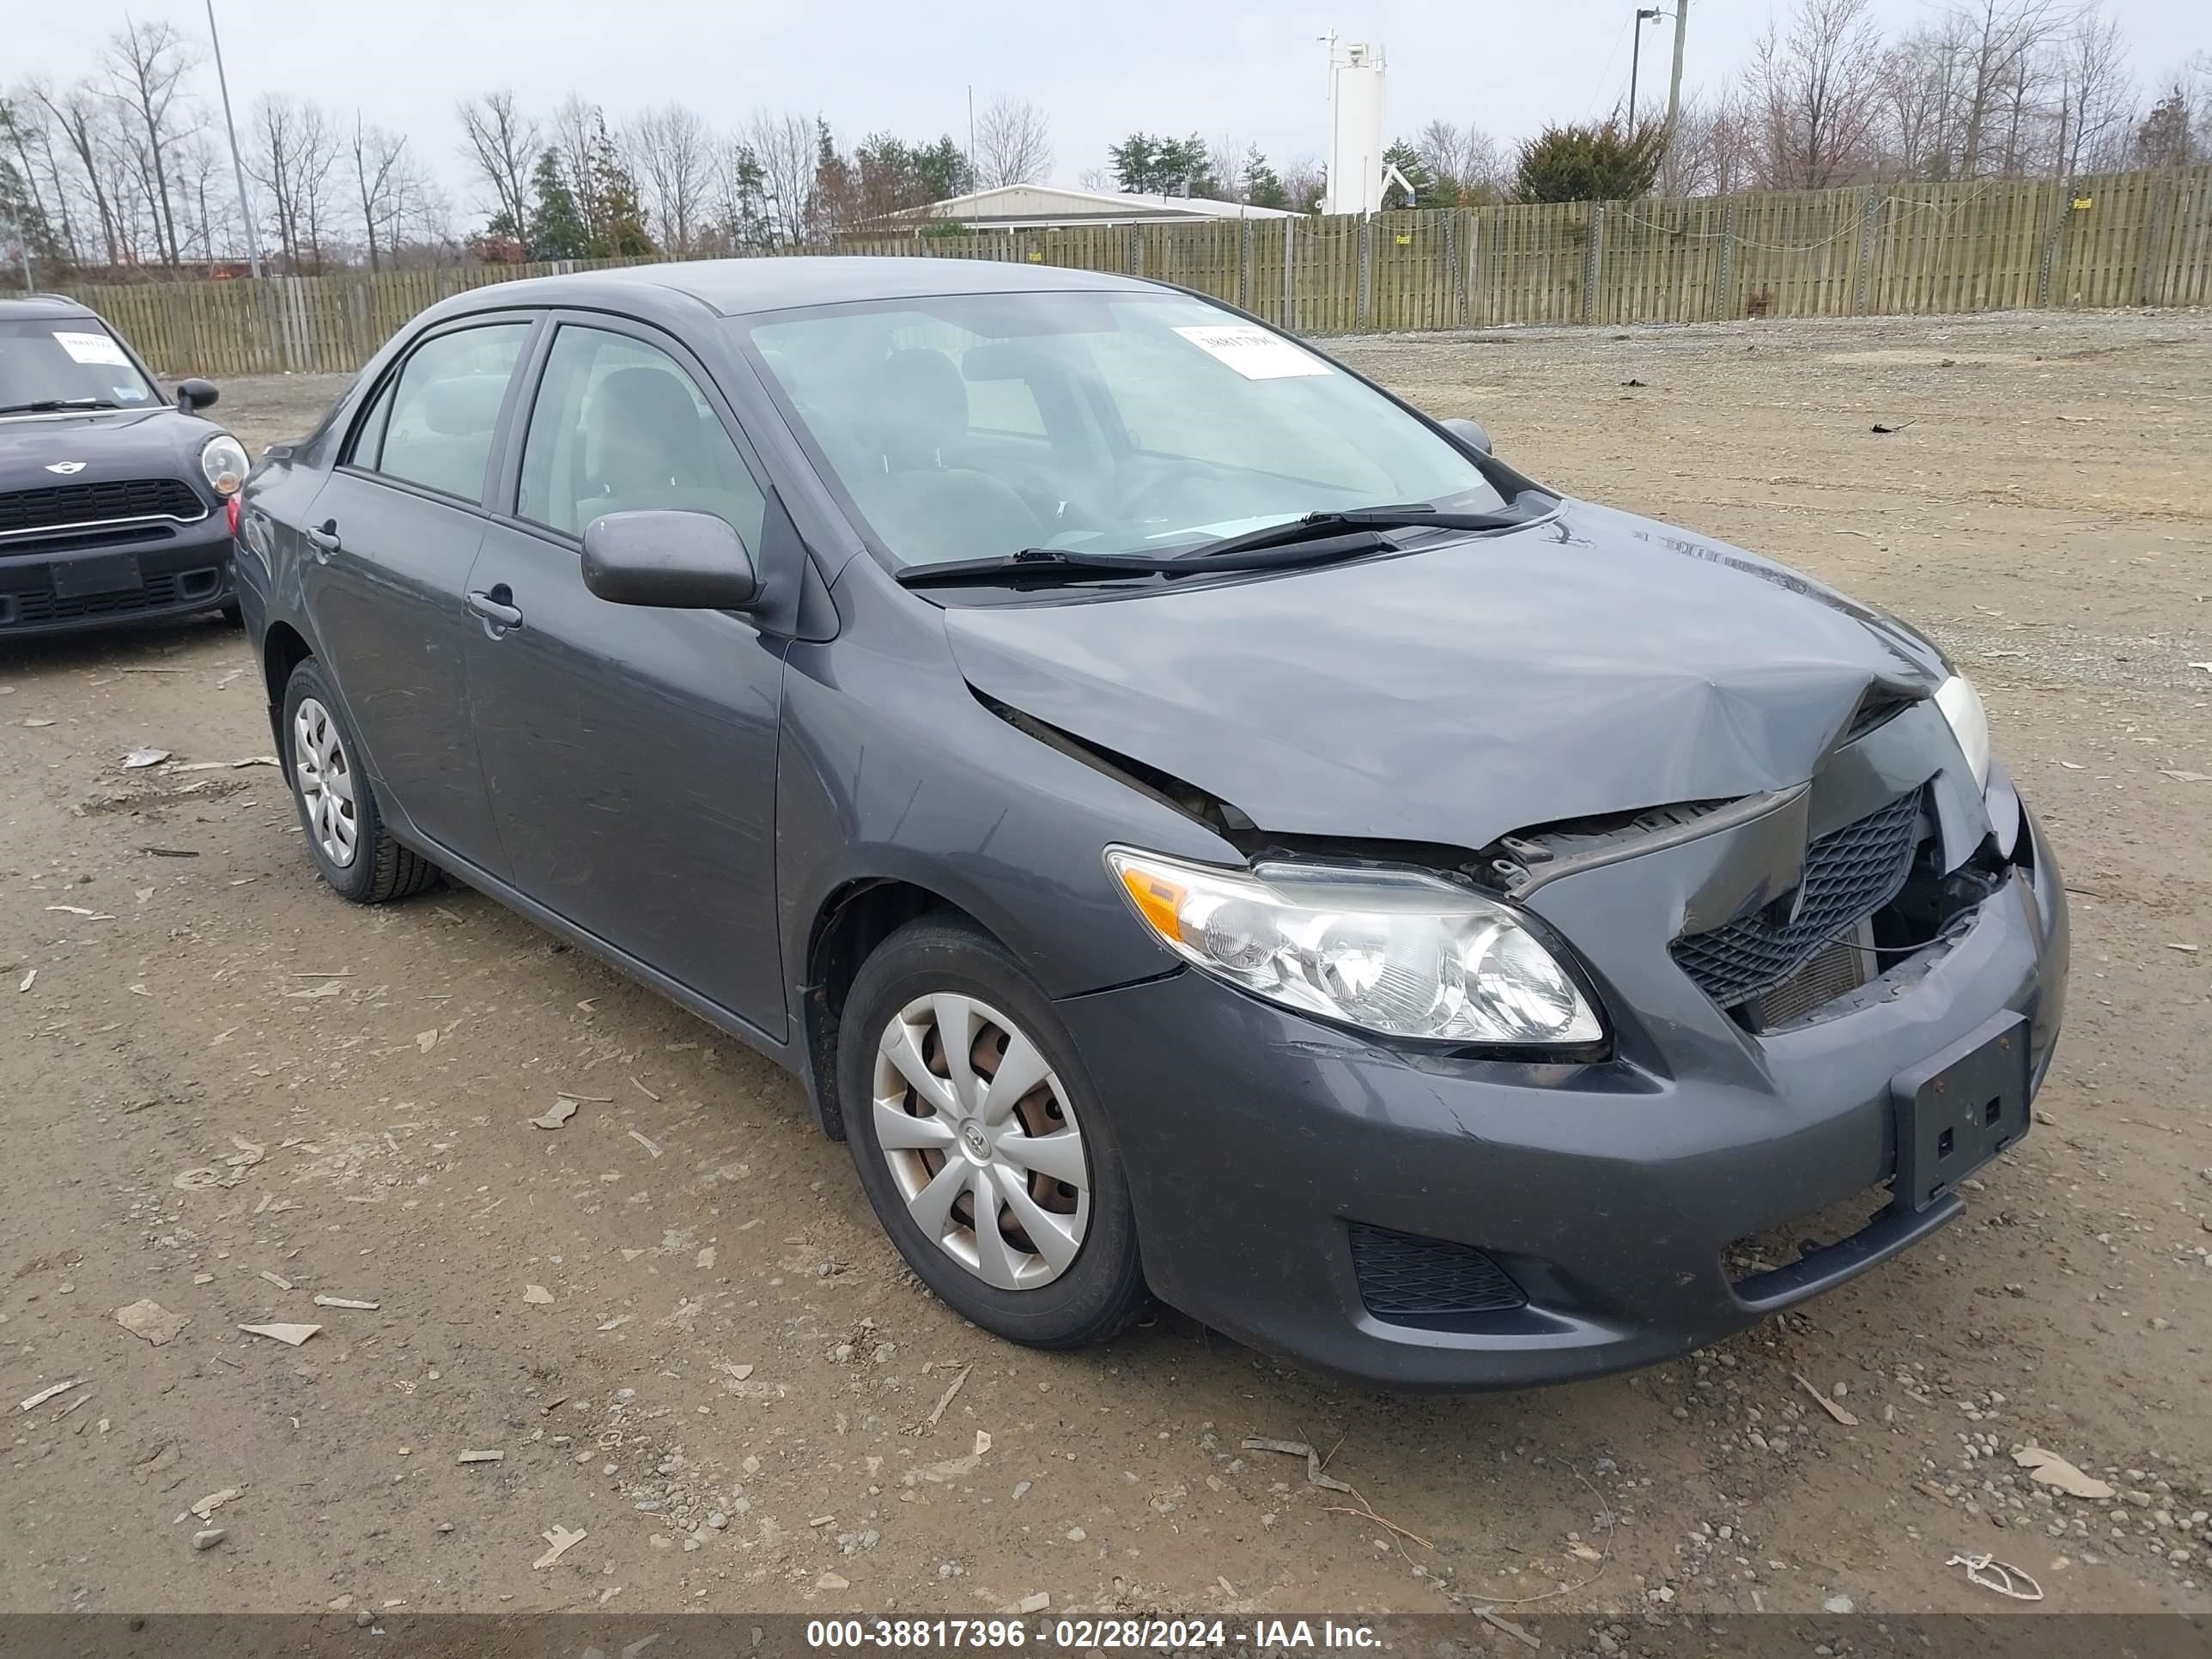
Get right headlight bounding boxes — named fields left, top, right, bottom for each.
left=1934, top=672, right=1991, bottom=793
left=1106, top=846, right=1603, bottom=1047
left=199, top=433, right=249, bottom=496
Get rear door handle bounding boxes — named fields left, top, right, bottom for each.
left=466, top=587, right=524, bottom=631
left=305, top=522, right=341, bottom=561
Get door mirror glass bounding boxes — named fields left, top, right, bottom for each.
left=582, top=509, right=759, bottom=610
left=1440, top=416, right=1492, bottom=456
left=177, top=377, right=219, bottom=413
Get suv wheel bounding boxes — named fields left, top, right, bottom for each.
left=281, top=658, right=435, bottom=904
left=839, top=915, right=1149, bottom=1349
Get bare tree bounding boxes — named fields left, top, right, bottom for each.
left=171, top=131, right=234, bottom=264
left=1413, top=118, right=1506, bottom=200
left=1658, top=90, right=1760, bottom=195
left=1, top=91, right=75, bottom=268
left=2049, top=4, right=2134, bottom=176
left=350, top=114, right=410, bottom=270
left=1948, top=0, right=2073, bottom=178
left=741, top=109, right=817, bottom=245
left=33, top=82, right=123, bottom=266
left=973, top=95, right=1051, bottom=189
left=549, top=94, right=606, bottom=246
left=1741, top=0, right=1887, bottom=189
left=101, top=18, right=201, bottom=268
left=249, top=94, right=338, bottom=273
left=625, top=103, right=711, bottom=255
left=457, top=90, right=538, bottom=236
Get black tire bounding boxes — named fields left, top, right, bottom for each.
left=218, top=599, right=243, bottom=626
left=280, top=657, right=436, bottom=905
left=839, top=915, right=1149, bottom=1350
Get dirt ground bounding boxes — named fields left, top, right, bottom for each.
left=3, top=307, right=2209, bottom=1628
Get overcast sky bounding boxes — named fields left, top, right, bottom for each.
left=17, top=0, right=2209, bottom=218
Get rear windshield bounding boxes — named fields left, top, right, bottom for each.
left=736, top=291, right=1503, bottom=570
left=0, top=319, right=158, bottom=414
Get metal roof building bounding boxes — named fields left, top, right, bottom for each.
left=869, top=185, right=1298, bottom=232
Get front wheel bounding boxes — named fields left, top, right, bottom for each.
left=839, top=916, right=1149, bottom=1349
left=280, top=658, right=436, bottom=904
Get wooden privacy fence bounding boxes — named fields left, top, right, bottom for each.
left=66, top=163, right=2212, bottom=380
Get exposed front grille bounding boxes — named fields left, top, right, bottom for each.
left=1347, top=1222, right=1526, bottom=1317
left=1672, top=791, right=1922, bottom=1011
left=1741, top=929, right=1869, bottom=1028
left=0, top=477, right=205, bottom=537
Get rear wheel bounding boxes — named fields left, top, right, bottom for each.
left=281, top=658, right=435, bottom=905
left=840, top=916, right=1148, bottom=1349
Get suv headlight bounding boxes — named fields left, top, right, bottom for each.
left=199, top=434, right=249, bottom=495
left=1106, top=847, right=1603, bottom=1046
left=1934, top=673, right=1990, bottom=792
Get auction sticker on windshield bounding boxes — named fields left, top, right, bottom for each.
left=53, top=331, right=131, bottom=367
left=1173, top=323, right=1330, bottom=380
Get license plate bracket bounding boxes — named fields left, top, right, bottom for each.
left=1891, top=1012, right=2030, bottom=1212
left=52, top=552, right=143, bottom=599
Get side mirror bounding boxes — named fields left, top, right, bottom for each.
left=582, top=509, right=758, bottom=610
left=1441, top=416, right=1492, bottom=456
left=176, top=378, right=219, bottom=413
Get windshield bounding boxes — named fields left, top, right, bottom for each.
left=0, top=319, right=158, bottom=412
left=738, top=291, right=1505, bottom=570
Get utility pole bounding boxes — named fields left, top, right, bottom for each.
left=205, top=0, right=263, bottom=277
left=1628, top=8, right=1664, bottom=131
left=1666, top=0, right=1689, bottom=133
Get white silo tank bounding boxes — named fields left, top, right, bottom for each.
left=1324, top=40, right=1388, bottom=216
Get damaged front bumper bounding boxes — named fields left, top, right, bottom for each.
left=1057, top=735, right=2067, bottom=1390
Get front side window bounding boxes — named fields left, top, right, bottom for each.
left=357, top=322, right=529, bottom=502
left=741, top=292, right=1504, bottom=571
left=517, top=325, right=767, bottom=549
left=0, top=319, right=158, bottom=413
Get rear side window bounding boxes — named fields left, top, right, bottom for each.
left=352, top=323, right=529, bottom=503
left=517, top=325, right=767, bottom=548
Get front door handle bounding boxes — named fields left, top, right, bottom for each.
left=466, top=586, right=524, bottom=633
left=305, top=521, right=341, bottom=562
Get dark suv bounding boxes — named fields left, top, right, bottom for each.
left=0, top=295, right=246, bottom=637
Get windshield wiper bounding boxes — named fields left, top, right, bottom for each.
left=1174, top=503, right=1522, bottom=562
left=896, top=532, right=1399, bottom=589
left=0, top=398, right=122, bottom=416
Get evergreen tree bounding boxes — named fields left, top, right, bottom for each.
left=1238, top=147, right=1288, bottom=210
left=912, top=136, right=972, bottom=203
left=1107, top=132, right=1216, bottom=197
left=526, top=148, right=592, bottom=260
left=586, top=115, right=655, bottom=257
left=1380, top=139, right=1436, bottom=209
left=1510, top=120, right=1666, bottom=204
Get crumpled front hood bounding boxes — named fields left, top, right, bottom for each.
left=0, top=406, right=216, bottom=493
left=945, top=500, right=1946, bottom=850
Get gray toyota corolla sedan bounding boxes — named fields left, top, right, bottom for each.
left=234, top=258, right=2067, bottom=1389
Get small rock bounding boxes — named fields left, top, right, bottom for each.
left=356, top=1610, right=373, bottom=1628
left=1823, top=1594, right=1855, bottom=1614
left=817, top=1571, right=849, bottom=1591
left=191, top=1528, right=226, bottom=1552
left=707, top=1512, right=728, bottom=1529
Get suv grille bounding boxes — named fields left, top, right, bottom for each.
left=1672, top=791, right=1921, bottom=1011
left=1346, top=1222, right=1526, bottom=1317
left=0, top=478, right=205, bottom=537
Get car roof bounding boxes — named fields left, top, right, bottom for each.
left=0, top=295, right=100, bottom=323
left=432, top=256, right=1164, bottom=323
